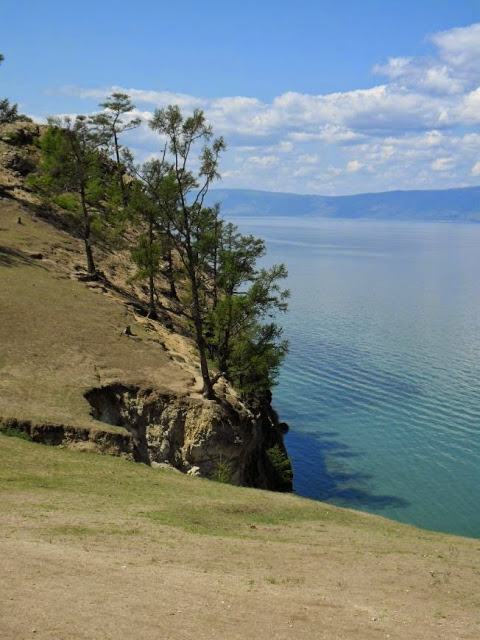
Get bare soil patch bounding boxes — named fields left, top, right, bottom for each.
left=1, top=437, right=479, bottom=639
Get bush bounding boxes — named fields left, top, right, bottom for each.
left=53, top=193, right=79, bottom=213
left=0, top=98, right=19, bottom=124
left=0, top=426, right=32, bottom=441
left=266, top=444, right=293, bottom=487
left=212, top=458, right=232, bottom=484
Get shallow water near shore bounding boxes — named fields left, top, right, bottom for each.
left=232, top=216, right=480, bottom=538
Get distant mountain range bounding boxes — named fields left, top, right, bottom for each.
left=204, top=186, right=480, bottom=222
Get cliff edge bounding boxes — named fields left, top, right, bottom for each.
left=0, top=121, right=291, bottom=491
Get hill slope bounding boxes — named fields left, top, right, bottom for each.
left=205, top=186, right=480, bottom=221
left=0, top=122, right=289, bottom=490
left=1, top=435, right=479, bottom=639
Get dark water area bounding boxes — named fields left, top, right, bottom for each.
left=233, top=216, right=480, bottom=539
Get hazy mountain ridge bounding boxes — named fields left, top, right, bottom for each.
left=205, top=186, right=480, bottom=221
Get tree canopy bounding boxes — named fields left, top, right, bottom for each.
left=33, top=103, right=289, bottom=397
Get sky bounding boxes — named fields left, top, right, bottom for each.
left=2, top=0, right=480, bottom=195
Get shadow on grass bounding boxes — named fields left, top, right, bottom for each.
left=0, top=245, right=36, bottom=268
left=285, top=429, right=409, bottom=511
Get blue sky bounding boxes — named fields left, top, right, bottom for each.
left=2, top=0, right=480, bottom=195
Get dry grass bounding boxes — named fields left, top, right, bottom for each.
left=0, top=199, right=198, bottom=429
left=1, top=435, right=479, bottom=639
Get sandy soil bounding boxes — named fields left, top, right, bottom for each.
left=1, top=480, right=479, bottom=640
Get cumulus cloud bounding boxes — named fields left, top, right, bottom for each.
left=431, top=23, right=480, bottom=72
left=373, top=57, right=464, bottom=95
left=374, top=23, right=480, bottom=95
left=62, top=82, right=458, bottom=138
left=247, top=155, right=279, bottom=167
left=57, top=22, right=480, bottom=195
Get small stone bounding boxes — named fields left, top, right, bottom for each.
left=187, top=466, right=201, bottom=476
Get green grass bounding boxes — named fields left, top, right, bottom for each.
left=0, top=425, right=32, bottom=440
left=0, top=434, right=368, bottom=543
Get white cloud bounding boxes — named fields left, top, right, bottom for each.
left=346, top=160, right=363, bottom=173
left=373, top=56, right=412, bottom=80
left=431, top=157, right=454, bottom=172
left=374, top=58, right=464, bottom=95
left=293, top=166, right=318, bottom=178
left=298, top=154, right=319, bottom=164
left=374, top=23, right=480, bottom=96
left=247, top=155, right=279, bottom=167
left=455, top=88, right=480, bottom=124
left=431, top=23, right=480, bottom=72
left=63, top=81, right=457, bottom=137
left=471, top=161, right=480, bottom=176
left=327, top=166, right=343, bottom=176
left=55, top=23, right=480, bottom=195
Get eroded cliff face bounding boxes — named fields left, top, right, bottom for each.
left=83, top=384, right=291, bottom=491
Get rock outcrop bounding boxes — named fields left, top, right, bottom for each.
left=83, top=384, right=291, bottom=490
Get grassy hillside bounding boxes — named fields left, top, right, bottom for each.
left=1, top=434, right=479, bottom=639
left=0, top=198, right=196, bottom=430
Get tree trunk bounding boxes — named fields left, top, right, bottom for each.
left=80, top=187, right=96, bottom=275
left=148, top=217, right=158, bottom=320
left=212, top=216, right=219, bottom=309
left=113, top=131, right=127, bottom=207
left=218, top=295, right=233, bottom=378
left=148, top=272, right=158, bottom=320
left=166, top=248, right=177, bottom=299
left=187, top=256, right=214, bottom=399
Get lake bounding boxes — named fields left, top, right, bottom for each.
left=232, top=216, right=480, bottom=539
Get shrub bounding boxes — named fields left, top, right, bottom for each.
left=53, top=193, right=79, bottom=213
left=0, top=426, right=32, bottom=441
left=212, top=458, right=232, bottom=484
left=266, top=444, right=293, bottom=487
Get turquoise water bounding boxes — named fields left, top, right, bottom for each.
left=234, top=216, right=480, bottom=539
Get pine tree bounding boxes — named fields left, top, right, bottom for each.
left=148, top=106, right=226, bottom=399
left=127, top=163, right=174, bottom=319
left=37, top=116, right=110, bottom=274
left=125, top=104, right=289, bottom=397
left=90, top=93, right=141, bottom=206
left=208, top=223, right=289, bottom=392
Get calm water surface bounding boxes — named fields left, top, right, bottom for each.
left=234, top=216, right=480, bottom=538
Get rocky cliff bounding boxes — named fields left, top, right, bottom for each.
left=0, top=121, right=292, bottom=491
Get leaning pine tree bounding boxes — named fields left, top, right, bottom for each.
left=127, top=105, right=289, bottom=399
left=148, top=106, right=226, bottom=399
